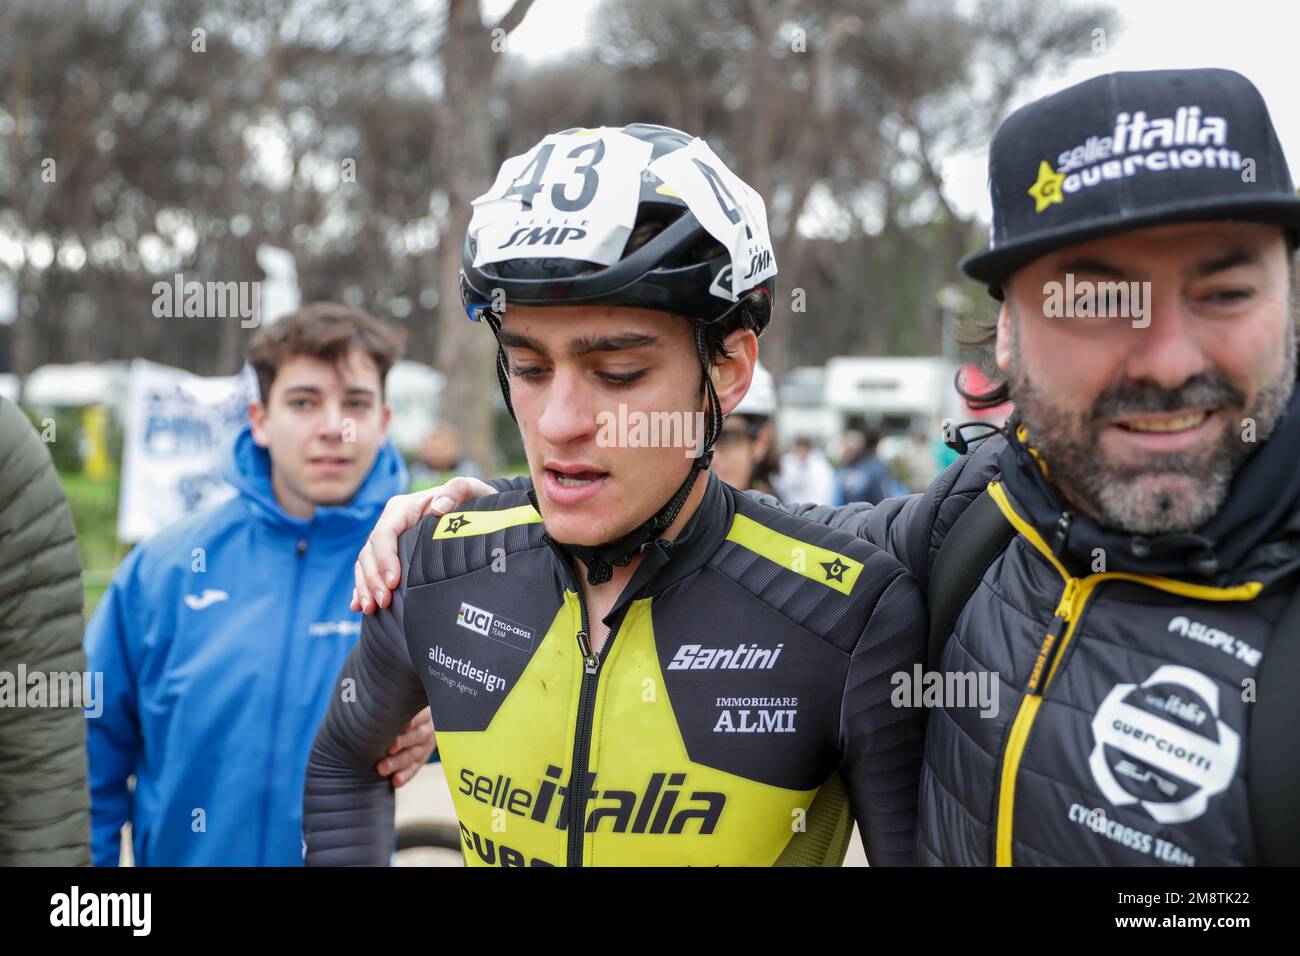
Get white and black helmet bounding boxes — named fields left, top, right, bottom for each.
left=460, top=124, right=778, bottom=583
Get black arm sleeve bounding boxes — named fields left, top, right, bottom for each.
left=747, top=439, right=1001, bottom=593
left=746, top=491, right=932, bottom=582
left=839, top=567, right=928, bottom=867
left=303, top=528, right=430, bottom=866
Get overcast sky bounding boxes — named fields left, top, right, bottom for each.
left=492, top=0, right=1300, bottom=224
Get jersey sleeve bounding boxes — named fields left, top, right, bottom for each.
left=303, top=526, right=430, bottom=866
left=745, top=490, right=931, bottom=578
left=746, top=441, right=998, bottom=592
left=838, top=565, right=928, bottom=867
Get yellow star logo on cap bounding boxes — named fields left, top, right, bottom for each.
left=1028, top=160, right=1065, bottom=213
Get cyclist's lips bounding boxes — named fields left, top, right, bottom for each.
left=543, top=465, right=609, bottom=506
left=308, top=456, right=355, bottom=474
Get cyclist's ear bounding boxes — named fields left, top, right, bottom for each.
left=713, top=329, right=759, bottom=416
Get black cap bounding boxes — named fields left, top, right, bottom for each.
left=962, top=68, right=1300, bottom=298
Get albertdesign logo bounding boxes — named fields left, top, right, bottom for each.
left=429, top=645, right=509, bottom=693
left=1029, top=105, right=1242, bottom=213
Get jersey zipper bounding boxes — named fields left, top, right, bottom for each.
left=258, top=535, right=308, bottom=866
left=545, top=536, right=647, bottom=867
left=568, top=585, right=598, bottom=868
left=543, top=537, right=600, bottom=866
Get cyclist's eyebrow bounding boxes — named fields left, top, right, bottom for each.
left=496, top=329, right=662, bottom=357
left=496, top=330, right=549, bottom=355
left=568, top=332, right=660, bottom=357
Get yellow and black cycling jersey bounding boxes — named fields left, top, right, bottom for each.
left=304, top=473, right=926, bottom=867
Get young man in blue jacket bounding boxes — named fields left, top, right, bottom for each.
left=86, top=303, right=435, bottom=866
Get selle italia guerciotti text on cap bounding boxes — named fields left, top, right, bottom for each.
left=962, top=68, right=1300, bottom=298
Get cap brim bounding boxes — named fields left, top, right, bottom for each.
left=961, top=195, right=1300, bottom=298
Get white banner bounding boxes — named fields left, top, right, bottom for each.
left=118, top=359, right=255, bottom=543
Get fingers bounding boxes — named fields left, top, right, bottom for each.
left=386, top=708, right=435, bottom=756
left=358, top=539, right=390, bottom=610
left=391, top=766, right=416, bottom=788
left=378, top=709, right=438, bottom=788
left=365, top=502, right=418, bottom=597
left=378, top=746, right=420, bottom=778
left=392, top=762, right=423, bottom=789
left=389, top=721, right=436, bottom=755
left=430, top=477, right=496, bottom=516
left=442, top=476, right=497, bottom=506
left=354, top=480, right=497, bottom=616
left=353, top=546, right=376, bottom=615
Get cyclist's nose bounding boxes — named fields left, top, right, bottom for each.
left=535, top=368, right=598, bottom=448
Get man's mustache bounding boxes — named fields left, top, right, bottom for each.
left=1088, top=371, right=1246, bottom=421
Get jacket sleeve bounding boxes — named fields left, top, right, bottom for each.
left=839, top=565, right=928, bottom=867
left=747, top=444, right=996, bottom=593
left=303, top=525, right=430, bottom=866
left=0, top=398, right=91, bottom=867
left=83, top=551, right=147, bottom=867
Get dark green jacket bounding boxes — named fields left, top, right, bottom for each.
left=0, top=397, right=90, bottom=865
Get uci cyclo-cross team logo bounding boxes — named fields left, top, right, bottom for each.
left=1089, top=664, right=1240, bottom=824
left=455, top=601, right=534, bottom=652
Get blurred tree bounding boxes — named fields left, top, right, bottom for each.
left=0, top=0, right=542, bottom=470
left=432, top=0, right=535, bottom=472
left=1, top=0, right=444, bottom=374
left=0, top=0, right=1115, bottom=469
left=581, top=0, right=1117, bottom=373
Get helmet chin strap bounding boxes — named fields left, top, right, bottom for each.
left=488, top=314, right=722, bottom=586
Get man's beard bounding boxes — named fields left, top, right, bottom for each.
left=1006, top=321, right=1297, bottom=536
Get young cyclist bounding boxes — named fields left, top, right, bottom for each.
left=303, top=125, right=927, bottom=867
